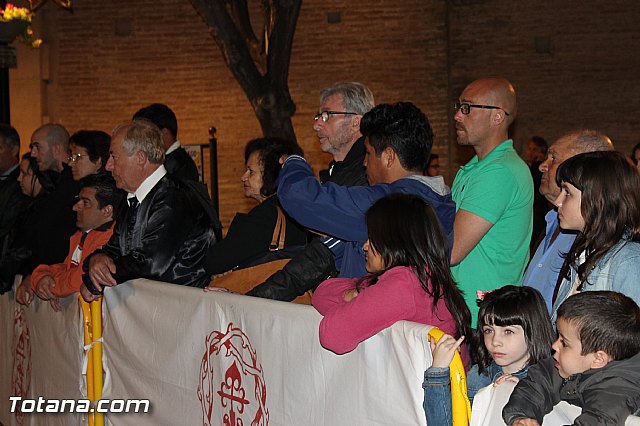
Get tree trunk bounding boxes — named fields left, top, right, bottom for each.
left=190, top=0, right=301, bottom=142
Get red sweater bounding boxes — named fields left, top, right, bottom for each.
left=31, top=224, right=114, bottom=297
left=312, top=266, right=460, bottom=355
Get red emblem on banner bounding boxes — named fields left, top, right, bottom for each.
left=198, top=323, right=268, bottom=426
left=11, top=305, right=32, bottom=426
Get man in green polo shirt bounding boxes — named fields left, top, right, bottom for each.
left=450, top=77, right=533, bottom=324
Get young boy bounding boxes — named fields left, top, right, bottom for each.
left=503, top=291, right=640, bottom=426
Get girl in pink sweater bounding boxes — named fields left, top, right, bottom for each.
left=312, top=194, right=471, bottom=355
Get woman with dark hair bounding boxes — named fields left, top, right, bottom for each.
left=1, top=154, right=53, bottom=293
left=631, top=142, right=640, bottom=173
left=312, top=193, right=471, bottom=355
left=204, top=138, right=309, bottom=275
left=551, top=150, right=640, bottom=323
left=68, top=130, right=111, bottom=181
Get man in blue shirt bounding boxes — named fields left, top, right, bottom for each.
left=522, top=129, right=613, bottom=311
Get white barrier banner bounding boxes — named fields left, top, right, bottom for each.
left=0, top=290, right=83, bottom=426
left=101, top=279, right=432, bottom=426
left=2, top=279, right=432, bottom=425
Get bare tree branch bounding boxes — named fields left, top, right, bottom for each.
left=190, top=0, right=301, bottom=141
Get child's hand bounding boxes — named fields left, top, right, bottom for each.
left=429, top=334, right=464, bottom=368
left=511, top=418, right=540, bottom=426
left=494, top=374, right=520, bottom=386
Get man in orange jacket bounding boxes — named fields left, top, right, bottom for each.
left=17, top=173, right=123, bottom=310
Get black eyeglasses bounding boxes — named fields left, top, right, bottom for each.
left=454, top=102, right=510, bottom=116
left=314, top=111, right=357, bottom=123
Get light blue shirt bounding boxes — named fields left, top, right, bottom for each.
left=551, top=234, right=640, bottom=324
left=522, top=210, right=576, bottom=312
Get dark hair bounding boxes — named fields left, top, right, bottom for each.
left=20, top=153, right=54, bottom=196
left=425, top=153, right=440, bottom=176
left=529, top=136, right=548, bottom=155
left=555, top=151, right=640, bottom=285
left=632, top=142, right=640, bottom=165
left=78, top=172, right=124, bottom=212
left=360, top=102, right=434, bottom=173
left=0, top=123, right=20, bottom=154
left=361, top=194, right=471, bottom=339
left=132, top=103, right=178, bottom=139
left=472, top=285, right=554, bottom=374
left=69, top=130, right=111, bottom=171
left=244, top=137, right=304, bottom=197
left=558, top=291, right=640, bottom=360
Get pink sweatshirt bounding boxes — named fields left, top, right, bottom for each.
left=312, top=266, right=460, bottom=355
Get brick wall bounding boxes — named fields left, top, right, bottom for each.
left=16, top=0, right=640, bottom=228
left=447, top=1, right=640, bottom=168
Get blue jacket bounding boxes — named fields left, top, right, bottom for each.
left=277, top=156, right=455, bottom=277
left=551, top=235, right=640, bottom=324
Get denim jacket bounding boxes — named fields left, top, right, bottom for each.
left=423, top=362, right=528, bottom=426
left=551, top=237, right=640, bottom=324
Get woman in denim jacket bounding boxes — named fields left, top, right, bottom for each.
left=423, top=286, right=554, bottom=425
left=549, top=151, right=640, bottom=324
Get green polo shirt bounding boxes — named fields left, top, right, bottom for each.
left=451, top=140, right=533, bottom=324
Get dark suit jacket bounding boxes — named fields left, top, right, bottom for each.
left=165, top=146, right=199, bottom=182
left=84, top=173, right=216, bottom=288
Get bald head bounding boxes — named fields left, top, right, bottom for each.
left=455, top=77, right=517, bottom=158
left=538, top=129, right=614, bottom=203
left=30, top=123, right=70, bottom=172
left=467, top=77, right=517, bottom=123
left=564, top=129, right=614, bottom=155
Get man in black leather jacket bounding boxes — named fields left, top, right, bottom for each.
left=80, top=119, right=217, bottom=301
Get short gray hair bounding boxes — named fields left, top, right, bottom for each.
left=568, top=129, right=614, bottom=154
left=320, top=82, right=374, bottom=115
left=113, top=119, right=165, bottom=164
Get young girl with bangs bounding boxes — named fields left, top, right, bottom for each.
left=423, top=285, right=554, bottom=425
left=311, top=193, right=471, bottom=356
left=550, top=150, right=640, bottom=323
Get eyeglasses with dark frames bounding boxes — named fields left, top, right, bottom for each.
left=313, top=111, right=357, bottom=123
left=454, top=102, right=510, bottom=116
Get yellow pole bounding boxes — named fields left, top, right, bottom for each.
left=91, top=297, right=104, bottom=426
left=428, top=328, right=471, bottom=426
left=80, top=297, right=95, bottom=426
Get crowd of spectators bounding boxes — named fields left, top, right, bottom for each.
left=1, top=78, right=639, bottom=424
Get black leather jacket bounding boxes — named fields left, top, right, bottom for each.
left=247, top=139, right=369, bottom=301
left=83, top=174, right=216, bottom=289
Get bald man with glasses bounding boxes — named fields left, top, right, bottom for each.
left=450, top=77, right=533, bottom=324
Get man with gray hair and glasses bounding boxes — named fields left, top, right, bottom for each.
left=80, top=119, right=217, bottom=301
left=314, top=82, right=374, bottom=186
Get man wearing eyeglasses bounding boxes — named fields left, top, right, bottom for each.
left=450, top=77, right=533, bottom=324
left=313, top=82, right=374, bottom=187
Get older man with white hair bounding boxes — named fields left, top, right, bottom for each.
left=80, top=119, right=217, bottom=301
